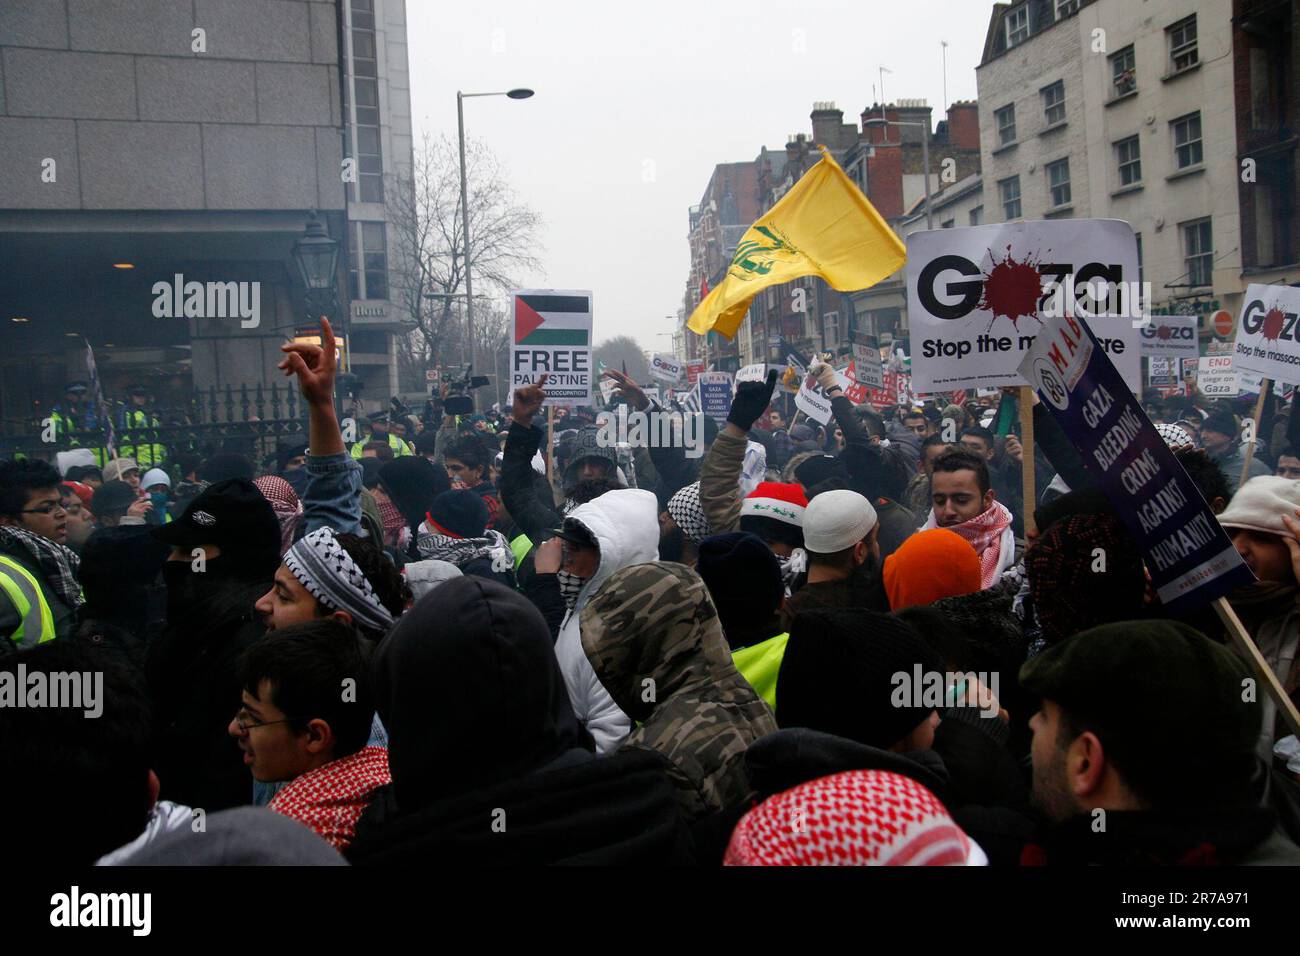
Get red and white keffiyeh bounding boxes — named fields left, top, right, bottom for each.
left=922, top=500, right=1014, bottom=589
left=253, top=475, right=304, bottom=555
left=268, top=745, right=391, bottom=850
left=724, top=770, right=984, bottom=866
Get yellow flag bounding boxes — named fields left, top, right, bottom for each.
left=687, top=146, right=906, bottom=339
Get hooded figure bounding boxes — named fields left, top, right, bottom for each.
left=377, top=456, right=451, bottom=556
left=346, top=577, right=692, bottom=865
left=554, top=488, right=660, bottom=754
left=581, top=562, right=778, bottom=820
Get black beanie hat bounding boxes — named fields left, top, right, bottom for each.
left=1020, top=620, right=1259, bottom=808
left=428, top=489, right=488, bottom=539
left=1202, top=410, right=1238, bottom=438
left=794, top=454, right=848, bottom=491
left=777, top=608, right=945, bottom=750
left=197, top=452, right=255, bottom=484
left=696, top=532, right=783, bottom=636
left=90, top=479, right=137, bottom=519
left=379, top=456, right=450, bottom=537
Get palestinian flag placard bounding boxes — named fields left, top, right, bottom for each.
left=510, top=288, right=593, bottom=405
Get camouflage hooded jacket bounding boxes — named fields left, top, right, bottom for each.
left=580, top=562, right=779, bottom=821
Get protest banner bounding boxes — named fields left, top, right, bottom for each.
left=1138, top=314, right=1198, bottom=361
left=851, top=343, right=885, bottom=390
left=1146, top=356, right=1178, bottom=388
left=509, top=289, right=593, bottom=406
left=597, top=376, right=618, bottom=405
left=1198, top=356, right=1238, bottom=398
left=650, top=353, right=684, bottom=384
left=1231, top=283, right=1300, bottom=386
left=686, top=360, right=705, bottom=386
left=794, top=372, right=833, bottom=425
left=906, top=220, right=1142, bottom=394
left=677, top=383, right=702, bottom=414
left=643, top=385, right=661, bottom=406
left=1019, top=310, right=1255, bottom=612
left=735, top=363, right=767, bottom=384
left=840, top=365, right=868, bottom=404
left=699, top=371, right=733, bottom=423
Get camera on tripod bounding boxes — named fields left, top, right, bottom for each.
left=440, top=365, right=491, bottom=416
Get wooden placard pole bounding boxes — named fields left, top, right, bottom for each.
left=545, top=405, right=555, bottom=489
left=1213, top=595, right=1300, bottom=739
left=1240, top=377, right=1270, bottom=489
left=1019, top=386, right=1037, bottom=537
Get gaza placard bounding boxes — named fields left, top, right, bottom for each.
left=1231, top=283, right=1300, bottom=386
left=906, top=220, right=1141, bottom=394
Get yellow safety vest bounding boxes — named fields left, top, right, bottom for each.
left=350, top=432, right=413, bottom=459
left=510, top=533, right=532, bottom=569
left=731, top=632, right=789, bottom=713
left=0, top=555, right=56, bottom=650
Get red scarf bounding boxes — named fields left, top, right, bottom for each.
left=269, top=746, right=390, bottom=850
left=928, top=501, right=1013, bottom=589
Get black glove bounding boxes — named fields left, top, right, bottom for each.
left=727, top=369, right=779, bottom=432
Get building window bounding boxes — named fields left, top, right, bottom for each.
left=1167, top=15, right=1198, bottom=74
left=1042, top=81, right=1066, bottom=127
left=1005, top=6, right=1029, bottom=47
left=941, top=219, right=955, bottom=229
left=348, top=221, right=389, bottom=301
left=969, top=205, right=983, bottom=225
left=1182, top=218, right=1213, bottom=287
left=1110, top=45, right=1136, bottom=98
left=999, top=176, right=1022, bottom=220
left=823, top=311, right=840, bottom=348
left=995, top=103, right=1017, bottom=146
left=1056, top=0, right=1079, bottom=19
left=1115, top=136, right=1141, bottom=186
left=345, top=0, right=384, bottom=203
left=1171, top=112, right=1202, bottom=169
left=1046, top=159, right=1071, bottom=207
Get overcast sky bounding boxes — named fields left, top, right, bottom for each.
left=407, top=0, right=992, bottom=352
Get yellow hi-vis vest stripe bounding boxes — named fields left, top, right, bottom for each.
left=731, top=632, right=789, bottom=713
left=0, top=555, right=56, bottom=650
left=510, top=533, right=532, bottom=569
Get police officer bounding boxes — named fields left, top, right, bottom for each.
left=116, top=385, right=165, bottom=469
left=349, top=410, right=413, bottom=459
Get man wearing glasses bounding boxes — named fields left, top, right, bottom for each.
left=0, top=458, right=83, bottom=650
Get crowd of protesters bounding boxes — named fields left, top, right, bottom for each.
left=4, top=318, right=1300, bottom=866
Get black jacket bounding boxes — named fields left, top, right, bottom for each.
left=347, top=748, right=695, bottom=865
left=146, top=576, right=267, bottom=811
left=499, top=421, right=560, bottom=547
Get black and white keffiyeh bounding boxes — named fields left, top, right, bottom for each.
left=667, top=482, right=710, bottom=543
left=414, top=524, right=512, bottom=572
left=0, top=526, right=83, bottom=610
left=283, top=527, right=394, bottom=634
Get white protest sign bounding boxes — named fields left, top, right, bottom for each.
left=851, top=343, right=885, bottom=390
left=1139, top=314, right=1199, bottom=359
left=643, top=385, right=661, bottom=406
left=1231, top=283, right=1300, bottom=386
left=794, top=371, right=834, bottom=425
left=906, top=220, right=1141, bottom=394
left=597, top=377, right=618, bottom=404
left=1147, top=356, right=1178, bottom=388
left=509, top=289, right=593, bottom=406
left=736, top=363, right=768, bottom=384
left=649, top=352, right=684, bottom=384
left=1198, top=356, right=1238, bottom=397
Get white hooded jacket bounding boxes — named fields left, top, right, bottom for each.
left=555, top=488, right=660, bottom=754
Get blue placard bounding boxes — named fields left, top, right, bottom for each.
left=699, top=373, right=733, bottom=424
left=1020, top=312, right=1255, bottom=615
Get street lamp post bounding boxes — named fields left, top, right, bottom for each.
left=864, top=117, right=932, bottom=230
left=457, top=87, right=534, bottom=410
left=292, top=210, right=343, bottom=363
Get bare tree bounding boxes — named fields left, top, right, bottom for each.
left=389, top=131, right=544, bottom=395
left=594, top=336, right=651, bottom=384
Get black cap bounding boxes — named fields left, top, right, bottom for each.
left=1019, top=620, right=1259, bottom=803
left=367, top=410, right=390, bottom=424
left=152, top=477, right=280, bottom=579
left=90, top=480, right=137, bottom=519
left=128, top=385, right=148, bottom=396
left=551, top=520, right=598, bottom=548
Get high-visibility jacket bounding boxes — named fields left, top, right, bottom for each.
left=350, top=432, right=413, bottom=459
left=510, top=533, right=532, bottom=569
left=731, top=631, right=789, bottom=713
left=0, top=555, right=56, bottom=650
left=117, top=407, right=165, bottom=467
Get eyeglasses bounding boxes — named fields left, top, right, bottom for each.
left=233, top=710, right=303, bottom=734
left=21, top=502, right=66, bottom=516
